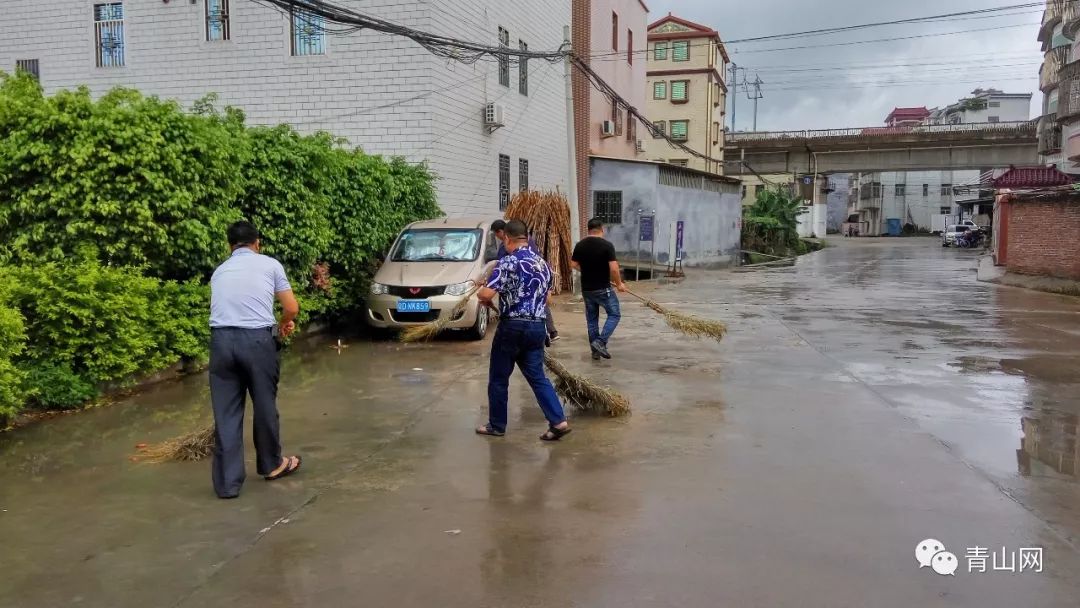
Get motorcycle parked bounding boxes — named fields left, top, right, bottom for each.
left=955, top=229, right=984, bottom=249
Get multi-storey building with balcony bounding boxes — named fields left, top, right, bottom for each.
left=1039, top=0, right=1075, bottom=170
left=1057, top=0, right=1080, bottom=171
left=642, top=14, right=728, bottom=175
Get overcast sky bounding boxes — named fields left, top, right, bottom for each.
left=645, top=0, right=1044, bottom=131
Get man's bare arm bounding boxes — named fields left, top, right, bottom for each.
left=276, top=290, right=300, bottom=337
left=609, top=261, right=627, bottom=292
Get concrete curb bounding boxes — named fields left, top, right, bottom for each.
left=976, top=255, right=1080, bottom=297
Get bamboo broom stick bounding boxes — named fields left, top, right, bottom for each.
left=623, top=287, right=728, bottom=342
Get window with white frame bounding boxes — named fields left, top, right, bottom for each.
left=653, top=120, right=666, bottom=138
left=94, top=3, right=125, bottom=68
left=206, top=0, right=230, bottom=41
left=653, top=81, right=667, bottom=99
left=291, top=6, right=325, bottom=56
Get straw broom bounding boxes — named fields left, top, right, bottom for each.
left=544, top=352, right=631, bottom=417
left=139, top=423, right=215, bottom=463
left=399, top=264, right=495, bottom=343
left=624, top=287, right=728, bottom=342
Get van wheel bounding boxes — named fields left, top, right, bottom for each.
left=468, top=307, right=489, bottom=340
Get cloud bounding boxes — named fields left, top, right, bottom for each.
left=645, top=0, right=1043, bottom=130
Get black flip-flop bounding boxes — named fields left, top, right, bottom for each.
left=264, top=456, right=302, bottom=481
left=476, top=425, right=505, bottom=437
left=540, top=426, right=572, bottom=441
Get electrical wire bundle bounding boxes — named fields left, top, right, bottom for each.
left=253, top=0, right=566, bottom=65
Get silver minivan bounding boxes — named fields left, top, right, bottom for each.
left=366, top=217, right=499, bottom=339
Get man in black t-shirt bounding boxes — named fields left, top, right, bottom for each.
left=571, top=218, right=627, bottom=360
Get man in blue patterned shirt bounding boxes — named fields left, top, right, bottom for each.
left=475, top=220, right=571, bottom=441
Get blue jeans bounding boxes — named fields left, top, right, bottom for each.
left=487, top=319, right=566, bottom=433
left=583, top=288, right=621, bottom=347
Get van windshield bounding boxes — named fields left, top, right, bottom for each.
left=390, top=228, right=483, bottom=262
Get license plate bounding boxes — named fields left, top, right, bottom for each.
left=396, top=300, right=431, bottom=313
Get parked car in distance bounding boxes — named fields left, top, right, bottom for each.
left=941, top=224, right=973, bottom=247
left=366, top=217, right=499, bottom=340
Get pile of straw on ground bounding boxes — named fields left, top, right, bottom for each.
left=505, top=190, right=573, bottom=293
left=139, top=424, right=215, bottom=463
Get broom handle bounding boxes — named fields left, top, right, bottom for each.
left=619, top=285, right=649, bottom=304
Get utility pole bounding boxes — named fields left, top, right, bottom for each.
left=748, top=74, right=764, bottom=132
left=563, top=25, right=582, bottom=296
left=729, top=62, right=739, bottom=132
left=562, top=25, right=581, bottom=246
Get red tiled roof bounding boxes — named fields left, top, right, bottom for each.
left=648, top=13, right=716, bottom=33
left=884, top=107, right=930, bottom=122
left=993, top=166, right=1076, bottom=189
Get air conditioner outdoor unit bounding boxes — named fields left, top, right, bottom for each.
left=483, top=102, right=505, bottom=133
left=601, top=120, right=617, bottom=137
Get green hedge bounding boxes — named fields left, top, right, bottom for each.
left=0, top=74, right=440, bottom=423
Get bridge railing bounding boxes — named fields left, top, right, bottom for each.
left=727, top=120, right=1037, bottom=143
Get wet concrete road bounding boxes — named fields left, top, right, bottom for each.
left=3, top=237, right=1080, bottom=607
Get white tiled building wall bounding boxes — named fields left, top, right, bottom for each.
left=854, top=170, right=980, bottom=232
left=0, top=0, right=570, bottom=217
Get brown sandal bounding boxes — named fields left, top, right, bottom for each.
left=264, top=456, right=302, bottom=481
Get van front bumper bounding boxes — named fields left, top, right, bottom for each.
left=366, top=294, right=482, bottom=330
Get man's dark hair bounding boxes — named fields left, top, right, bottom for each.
left=587, top=217, right=605, bottom=232
left=490, top=219, right=507, bottom=233
left=504, top=219, right=528, bottom=239
left=227, top=221, right=260, bottom=247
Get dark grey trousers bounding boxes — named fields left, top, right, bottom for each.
left=209, top=327, right=282, bottom=498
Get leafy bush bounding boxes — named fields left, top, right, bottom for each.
left=0, top=73, right=441, bottom=415
left=742, top=188, right=809, bottom=256
left=0, top=295, right=27, bottom=424
left=4, top=262, right=209, bottom=392
left=23, top=364, right=98, bottom=411
left=0, top=75, right=246, bottom=282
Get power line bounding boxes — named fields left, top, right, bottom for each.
left=725, top=2, right=1048, bottom=44
left=729, top=22, right=1039, bottom=54
left=247, top=0, right=764, bottom=177
left=290, top=71, right=490, bottom=127
left=251, top=0, right=567, bottom=64
left=583, top=11, right=1047, bottom=61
